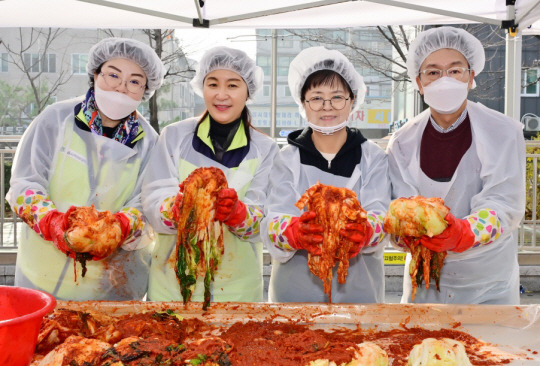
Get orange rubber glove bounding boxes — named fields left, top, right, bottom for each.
left=113, top=212, right=131, bottom=245
left=340, top=222, right=373, bottom=258
left=283, top=211, right=323, bottom=256
left=215, top=188, right=247, bottom=227
left=420, top=213, right=475, bottom=253
left=38, top=207, right=74, bottom=258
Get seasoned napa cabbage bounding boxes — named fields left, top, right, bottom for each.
left=384, top=196, right=450, bottom=238
left=308, top=342, right=389, bottom=366
left=347, top=342, right=389, bottom=366
left=407, top=338, right=473, bottom=366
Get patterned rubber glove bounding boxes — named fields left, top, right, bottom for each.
left=340, top=222, right=374, bottom=258
left=420, top=213, right=475, bottom=253
left=283, top=211, right=323, bottom=256
left=215, top=188, right=247, bottom=227
left=170, top=183, right=184, bottom=223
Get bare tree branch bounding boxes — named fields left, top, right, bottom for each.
left=2, top=28, right=72, bottom=116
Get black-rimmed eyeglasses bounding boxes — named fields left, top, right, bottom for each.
left=305, top=95, right=350, bottom=111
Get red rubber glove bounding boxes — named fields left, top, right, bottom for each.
left=340, top=222, right=374, bottom=258
left=113, top=212, right=131, bottom=245
left=215, top=188, right=247, bottom=227
left=283, top=211, right=323, bottom=256
left=170, top=183, right=184, bottom=223
left=38, top=207, right=75, bottom=258
left=420, top=213, right=475, bottom=253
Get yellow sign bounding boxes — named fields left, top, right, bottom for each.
left=384, top=252, right=406, bottom=265
left=367, top=109, right=391, bottom=124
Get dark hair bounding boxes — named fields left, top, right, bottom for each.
left=88, top=63, right=104, bottom=88
left=300, top=69, right=354, bottom=102
left=197, top=106, right=255, bottom=144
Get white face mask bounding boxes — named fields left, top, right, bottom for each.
left=422, top=77, right=469, bottom=114
left=307, top=118, right=350, bottom=135
left=94, top=85, right=142, bottom=120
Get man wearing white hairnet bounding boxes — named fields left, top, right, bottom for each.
left=387, top=26, right=525, bottom=304
left=262, top=47, right=390, bottom=303
left=7, top=37, right=165, bottom=300
left=142, top=46, right=278, bottom=302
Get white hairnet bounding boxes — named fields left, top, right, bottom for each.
left=406, top=26, right=485, bottom=89
left=288, top=46, right=365, bottom=119
left=190, top=46, right=263, bottom=101
left=87, top=37, right=165, bottom=101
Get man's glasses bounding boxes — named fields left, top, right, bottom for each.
left=419, top=66, right=470, bottom=82
left=99, top=72, right=146, bottom=94
left=305, top=95, right=350, bottom=111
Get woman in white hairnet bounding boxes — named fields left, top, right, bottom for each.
left=7, top=37, right=165, bottom=300
left=387, top=26, right=525, bottom=304
left=262, top=47, right=390, bottom=303
left=142, top=46, right=278, bottom=302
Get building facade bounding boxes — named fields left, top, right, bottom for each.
left=0, top=28, right=196, bottom=134
left=250, top=28, right=393, bottom=139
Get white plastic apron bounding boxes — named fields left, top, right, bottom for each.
left=269, top=155, right=385, bottom=303
left=402, top=146, right=520, bottom=304
left=148, top=155, right=264, bottom=302
left=15, top=117, right=151, bottom=300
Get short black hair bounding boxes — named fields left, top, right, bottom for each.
left=300, top=69, right=354, bottom=102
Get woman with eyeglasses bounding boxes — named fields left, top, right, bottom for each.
left=6, top=37, right=165, bottom=300
left=387, top=26, right=525, bottom=304
left=142, top=46, right=279, bottom=302
left=262, top=47, right=390, bottom=303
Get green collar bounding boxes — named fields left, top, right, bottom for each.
left=197, top=114, right=248, bottom=154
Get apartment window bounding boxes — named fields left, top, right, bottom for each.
left=23, top=53, right=40, bottom=72
left=284, top=86, right=291, bottom=97
left=41, top=54, right=56, bottom=73
left=263, top=85, right=270, bottom=97
left=381, top=85, right=392, bottom=97
left=1, top=53, right=8, bottom=72
left=72, top=54, right=88, bottom=75
left=278, top=56, right=295, bottom=76
left=522, top=68, right=539, bottom=97
left=330, top=30, right=348, bottom=48
left=257, top=55, right=271, bottom=76
left=22, top=53, right=55, bottom=73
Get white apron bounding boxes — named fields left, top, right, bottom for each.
left=147, top=149, right=264, bottom=302
left=401, top=143, right=519, bottom=304
left=267, top=148, right=386, bottom=303
left=15, top=117, right=151, bottom=300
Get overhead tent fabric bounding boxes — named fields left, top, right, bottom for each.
left=1, top=0, right=540, bottom=119
left=0, top=0, right=538, bottom=31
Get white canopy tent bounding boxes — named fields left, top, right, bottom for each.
left=1, top=0, right=540, bottom=121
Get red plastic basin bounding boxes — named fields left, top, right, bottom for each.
left=0, top=286, right=56, bottom=366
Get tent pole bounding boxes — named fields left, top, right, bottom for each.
left=270, top=30, right=277, bottom=139
left=504, top=31, right=522, bottom=121
left=193, top=0, right=204, bottom=26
